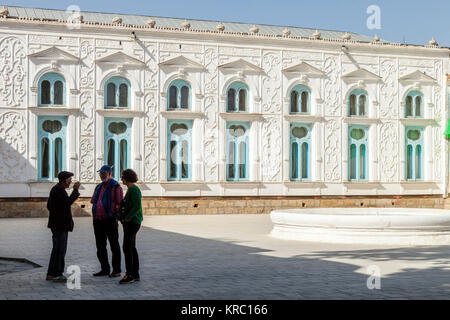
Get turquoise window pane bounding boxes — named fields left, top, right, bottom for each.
left=291, top=142, right=298, bottom=179
left=107, top=83, right=116, bottom=107
left=170, top=140, right=177, bottom=178
left=239, top=89, right=246, bottom=111
left=415, top=96, right=422, bottom=117
left=290, top=91, right=298, bottom=113
left=119, top=84, right=128, bottom=108
left=54, top=138, right=62, bottom=178
left=41, top=80, right=51, bottom=105
left=239, top=141, right=246, bottom=178
left=360, top=144, right=366, bottom=180
left=41, top=138, right=49, bottom=178
left=54, top=81, right=63, bottom=105
left=359, top=95, right=366, bottom=116
left=406, top=96, right=413, bottom=116
left=107, top=139, right=115, bottom=168
left=350, top=144, right=356, bottom=180
left=301, top=91, right=308, bottom=113
left=181, top=86, right=189, bottom=109
left=120, top=139, right=127, bottom=175
left=302, top=142, right=308, bottom=179
left=349, top=95, right=356, bottom=116
left=227, top=89, right=236, bottom=112
left=416, top=145, right=422, bottom=179
left=407, top=145, right=413, bottom=180
left=228, top=141, right=235, bottom=179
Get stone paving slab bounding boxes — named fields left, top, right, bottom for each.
left=1, top=214, right=450, bottom=299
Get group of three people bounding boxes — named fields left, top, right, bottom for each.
left=45, top=165, right=143, bottom=284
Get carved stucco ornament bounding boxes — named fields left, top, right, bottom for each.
left=312, top=30, right=321, bottom=40
left=216, top=22, right=225, bottom=31
left=0, top=6, right=8, bottom=18
left=146, top=18, right=156, bottom=28
left=249, top=25, right=259, bottom=34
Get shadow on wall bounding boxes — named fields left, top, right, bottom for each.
left=0, top=135, right=91, bottom=218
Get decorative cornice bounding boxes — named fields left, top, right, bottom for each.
left=160, top=110, right=204, bottom=119
left=284, top=114, right=325, bottom=123
left=400, top=118, right=437, bottom=126
left=96, top=109, right=146, bottom=118
left=219, top=112, right=263, bottom=121
left=2, top=16, right=448, bottom=55
left=344, top=117, right=381, bottom=125
left=28, top=106, right=81, bottom=115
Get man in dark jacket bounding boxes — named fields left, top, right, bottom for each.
left=90, top=165, right=123, bottom=278
left=46, top=171, right=80, bottom=282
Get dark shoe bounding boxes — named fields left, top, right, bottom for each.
left=52, top=275, right=68, bottom=283
left=93, top=270, right=110, bottom=277
left=133, top=275, right=140, bottom=281
left=119, top=274, right=135, bottom=284
left=46, top=275, right=55, bottom=281
left=109, top=272, right=121, bottom=278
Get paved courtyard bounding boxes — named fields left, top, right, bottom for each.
left=1, top=214, right=450, bottom=299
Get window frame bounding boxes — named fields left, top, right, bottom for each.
left=348, top=89, right=368, bottom=117
left=37, top=116, right=67, bottom=181
left=405, top=126, right=424, bottom=181
left=405, top=91, right=424, bottom=118
left=38, top=72, right=66, bottom=106
left=289, top=85, right=311, bottom=114
left=226, top=121, right=250, bottom=181
left=104, top=118, right=132, bottom=180
left=289, top=123, right=311, bottom=181
left=226, top=82, right=249, bottom=113
left=167, top=119, right=193, bottom=181
left=348, top=125, right=369, bottom=181
left=167, top=80, right=192, bottom=110
left=104, top=76, right=131, bottom=109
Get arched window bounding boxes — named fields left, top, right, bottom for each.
left=167, top=80, right=192, bottom=110
left=348, top=90, right=368, bottom=116
left=290, top=85, right=311, bottom=114
left=226, top=82, right=249, bottom=112
left=405, top=127, right=424, bottom=180
left=290, top=124, right=311, bottom=180
left=167, top=120, right=192, bottom=180
left=348, top=126, right=368, bottom=181
left=38, top=116, right=67, bottom=181
left=405, top=91, right=424, bottom=118
left=226, top=122, right=249, bottom=181
left=38, top=73, right=66, bottom=106
left=104, top=118, right=132, bottom=179
left=104, top=77, right=131, bottom=108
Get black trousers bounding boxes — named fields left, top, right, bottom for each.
left=122, top=221, right=140, bottom=277
left=93, top=218, right=121, bottom=273
left=47, top=229, right=68, bottom=277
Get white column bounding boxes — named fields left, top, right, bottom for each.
left=160, top=116, right=167, bottom=181
left=67, top=114, right=77, bottom=176
left=342, top=122, right=349, bottom=182
left=399, top=123, right=405, bottom=181
left=370, top=123, right=378, bottom=182
left=250, top=119, right=260, bottom=181
left=425, top=125, right=432, bottom=181
left=283, top=119, right=290, bottom=181
left=192, top=118, right=203, bottom=181
left=28, top=112, right=38, bottom=180
left=313, top=121, right=322, bottom=182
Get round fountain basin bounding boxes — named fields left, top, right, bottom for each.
left=270, top=208, right=450, bottom=245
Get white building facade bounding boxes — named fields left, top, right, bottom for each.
left=0, top=6, right=449, bottom=200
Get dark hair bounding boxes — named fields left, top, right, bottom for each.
left=121, top=169, right=138, bottom=183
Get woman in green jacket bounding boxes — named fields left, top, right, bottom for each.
left=119, top=169, right=143, bottom=284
